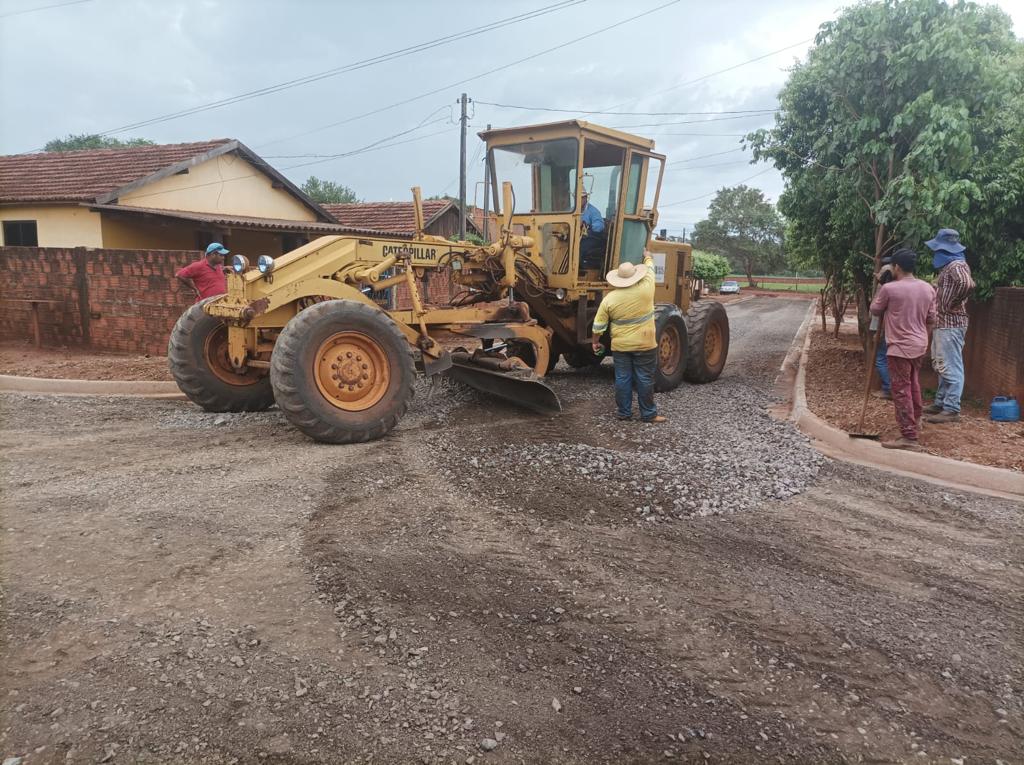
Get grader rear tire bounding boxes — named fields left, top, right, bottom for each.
left=270, top=300, right=414, bottom=444
left=168, top=299, right=274, bottom=412
left=654, top=309, right=688, bottom=392
left=684, top=300, right=729, bottom=383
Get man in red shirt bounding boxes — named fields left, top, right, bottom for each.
left=869, top=248, right=937, bottom=451
left=176, top=243, right=229, bottom=302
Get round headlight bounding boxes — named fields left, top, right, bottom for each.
left=231, top=254, right=250, bottom=273
left=554, top=288, right=566, bottom=300
left=257, top=255, right=275, bottom=274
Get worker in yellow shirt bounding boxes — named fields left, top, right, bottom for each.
left=590, top=251, right=666, bottom=423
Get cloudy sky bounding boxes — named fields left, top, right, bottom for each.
left=2, top=0, right=1022, bottom=234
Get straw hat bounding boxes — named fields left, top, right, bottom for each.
left=606, top=260, right=648, bottom=288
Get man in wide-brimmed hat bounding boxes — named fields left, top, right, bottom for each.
left=923, top=228, right=974, bottom=424
left=590, top=251, right=666, bottom=423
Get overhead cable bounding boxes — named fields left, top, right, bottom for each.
left=254, top=0, right=682, bottom=150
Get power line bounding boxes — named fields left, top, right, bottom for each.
left=643, top=131, right=747, bottom=137
left=609, top=113, right=777, bottom=129
left=121, top=125, right=455, bottom=202
left=280, top=127, right=456, bottom=172
left=668, top=148, right=747, bottom=165
left=0, top=0, right=92, bottom=19
left=471, top=38, right=811, bottom=126
left=475, top=101, right=777, bottom=117
left=255, top=0, right=682, bottom=150
left=671, top=159, right=753, bottom=171
left=603, top=39, right=813, bottom=111
left=262, top=115, right=452, bottom=158
left=39, top=0, right=582, bottom=144
left=660, top=167, right=773, bottom=207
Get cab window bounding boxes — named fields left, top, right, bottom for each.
left=490, top=138, right=578, bottom=213
left=575, top=140, right=625, bottom=218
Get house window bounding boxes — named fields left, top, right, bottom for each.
left=194, top=231, right=228, bottom=252
left=282, top=233, right=308, bottom=253
left=2, top=220, right=38, bottom=246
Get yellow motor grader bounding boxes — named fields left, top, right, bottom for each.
left=168, top=120, right=729, bottom=443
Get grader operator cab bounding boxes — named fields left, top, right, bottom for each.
left=168, top=120, right=730, bottom=443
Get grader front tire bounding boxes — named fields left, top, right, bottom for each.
left=684, top=300, right=730, bottom=383
left=270, top=300, right=415, bottom=444
left=168, top=299, right=274, bottom=412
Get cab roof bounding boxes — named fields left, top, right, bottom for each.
left=478, top=120, right=656, bottom=151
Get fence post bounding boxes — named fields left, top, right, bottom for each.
left=72, top=248, right=91, bottom=346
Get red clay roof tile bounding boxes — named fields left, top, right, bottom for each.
left=0, top=140, right=232, bottom=203
left=321, top=200, right=454, bottom=235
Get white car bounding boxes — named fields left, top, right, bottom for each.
left=719, top=280, right=740, bottom=294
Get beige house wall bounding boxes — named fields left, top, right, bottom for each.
left=100, top=215, right=293, bottom=255
left=0, top=204, right=103, bottom=247
left=119, top=155, right=317, bottom=221
left=229, top=229, right=286, bottom=256
left=99, top=216, right=197, bottom=250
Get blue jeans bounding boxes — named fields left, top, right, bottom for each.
left=932, top=327, right=966, bottom=413
left=613, top=349, right=657, bottom=420
left=875, top=335, right=891, bottom=394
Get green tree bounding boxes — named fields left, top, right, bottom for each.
left=691, top=185, right=784, bottom=286
left=747, top=0, right=1024, bottom=341
left=301, top=176, right=359, bottom=204
left=45, top=134, right=154, bottom=151
left=691, top=250, right=731, bottom=289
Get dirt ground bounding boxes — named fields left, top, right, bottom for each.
left=804, top=324, right=1024, bottom=472
left=0, top=342, right=172, bottom=381
left=2, top=299, right=1022, bottom=765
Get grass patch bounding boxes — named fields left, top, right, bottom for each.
left=747, top=281, right=822, bottom=293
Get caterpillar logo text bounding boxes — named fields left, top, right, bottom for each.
left=383, top=244, right=439, bottom=263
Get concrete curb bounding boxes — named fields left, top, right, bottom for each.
left=715, top=294, right=760, bottom=307
left=0, top=374, right=184, bottom=399
left=786, top=313, right=1024, bottom=502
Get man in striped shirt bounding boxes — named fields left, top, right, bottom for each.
left=924, top=228, right=975, bottom=424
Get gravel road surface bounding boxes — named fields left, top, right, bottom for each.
left=2, top=297, right=1021, bottom=764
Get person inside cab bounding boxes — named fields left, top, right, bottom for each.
left=579, top=191, right=607, bottom=271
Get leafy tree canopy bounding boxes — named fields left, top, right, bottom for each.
left=45, top=134, right=154, bottom=151
left=691, top=251, right=732, bottom=287
left=691, top=185, right=785, bottom=286
left=747, top=0, right=1024, bottom=302
left=301, top=176, right=359, bottom=204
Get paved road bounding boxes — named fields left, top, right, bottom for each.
left=2, top=298, right=1020, bottom=764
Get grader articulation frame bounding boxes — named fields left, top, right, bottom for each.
left=169, top=121, right=730, bottom=443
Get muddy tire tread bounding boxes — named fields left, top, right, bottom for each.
left=683, top=299, right=730, bottom=383
left=269, top=300, right=415, bottom=444
left=167, top=300, right=275, bottom=412
left=653, top=308, right=688, bottom=392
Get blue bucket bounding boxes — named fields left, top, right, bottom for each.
left=990, top=396, right=1020, bottom=422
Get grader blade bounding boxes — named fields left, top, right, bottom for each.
left=446, top=361, right=561, bottom=414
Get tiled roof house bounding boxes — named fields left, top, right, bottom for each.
left=322, top=200, right=482, bottom=239
left=0, top=140, right=355, bottom=255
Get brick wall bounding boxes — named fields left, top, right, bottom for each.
left=964, top=287, right=1024, bottom=405
left=0, top=248, right=85, bottom=347
left=1, top=247, right=458, bottom=357
left=393, top=270, right=454, bottom=310
left=0, top=246, right=197, bottom=356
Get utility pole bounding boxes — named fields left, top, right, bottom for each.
left=481, top=122, right=491, bottom=241
left=458, top=92, right=469, bottom=241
